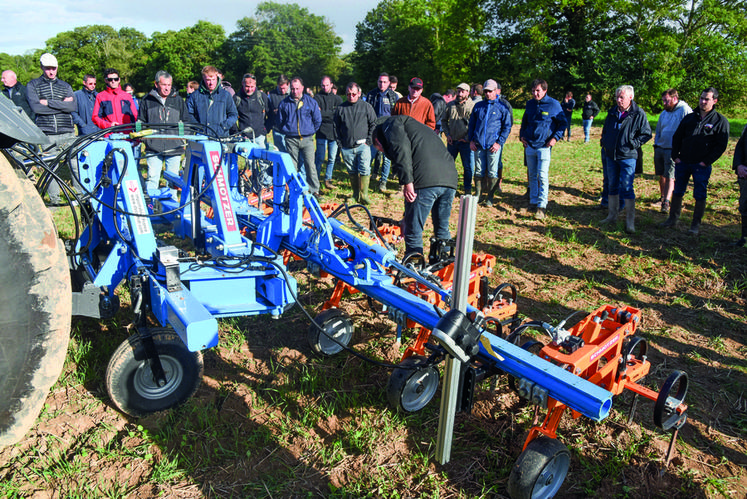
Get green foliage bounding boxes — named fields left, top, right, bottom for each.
left=353, top=0, right=487, bottom=92
left=482, top=0, right=747, bottom=109
left=44, top=25, right=148, bottom=89
left=0, top=52, right=44, bottom=84
left=136, top=21, right=227, bottom=93
left=223, top=2, right=343, bottom=90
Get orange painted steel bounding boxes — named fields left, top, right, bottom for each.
left=521, top=304, right=688, bottom=450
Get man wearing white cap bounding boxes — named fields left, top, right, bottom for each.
left=26, top=53, right=80, bottom=205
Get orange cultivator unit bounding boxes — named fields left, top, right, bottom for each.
left=509, top=305, right=688, bottom=475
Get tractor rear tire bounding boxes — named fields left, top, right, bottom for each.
left=0, top=151, right=71, bottom=447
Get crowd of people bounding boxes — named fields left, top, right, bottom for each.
left=2, top=53, right=745, bottom=251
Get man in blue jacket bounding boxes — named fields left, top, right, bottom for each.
left=278, top=77, right=322, bottom=196
left=186, top=65, right=238, bottom=138
left=72, top=74, right=98, bottom=136
left=519, top=79, right=566, bottom=220
left=468, top=79, right=511, bottom=207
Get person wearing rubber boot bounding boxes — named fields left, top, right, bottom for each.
left=333, top=82, right=377, bottom=204
left=599, top=85, right=652, bottom=233
left=734, top=125, right=747, bottom=246
left=372, top=115, right=458, bottom=257
left=468, top=79, right=511, bottom=207
left=662, top=87, right=729, bottom=235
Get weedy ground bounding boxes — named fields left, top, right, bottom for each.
left=1, top=116, right=745, bottom=498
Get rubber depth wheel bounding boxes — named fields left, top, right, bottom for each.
left=307, top=308, right=353, bottom=355
left=508, top=436, right=571, bottom=499
left=387, top=355, right=440, bottom=412
left=106, top=329, right=203, bottom=417
left=0, top=152, right=72, bottom=447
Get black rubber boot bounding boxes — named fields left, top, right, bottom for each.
left=660, top=194, right=683, bottom=228
left=688, top=199, right=706, bottom=235
left=734, top=216, right=747, bottom=246
left=486, top=178, right=498, bottom=207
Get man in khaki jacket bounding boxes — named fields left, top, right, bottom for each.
left=442, top=82, right=474, bottom=194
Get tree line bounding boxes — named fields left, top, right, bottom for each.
left=2, top=0, right=745, bottom=113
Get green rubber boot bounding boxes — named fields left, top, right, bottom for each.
left=359, top=175, right=371, bottom=205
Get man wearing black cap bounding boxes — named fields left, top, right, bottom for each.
left=372, top=115, right=458, bottom=257
left=392, top=77, right=436, bottom=130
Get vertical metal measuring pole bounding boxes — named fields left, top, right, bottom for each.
left=436, top=194, right=478, bottom=464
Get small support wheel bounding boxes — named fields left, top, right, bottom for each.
left=508, top=436, right=571, bottom=499
left=307, top=308, right=353, bottom=355
left=387, top=355, right=439, bottom=412
left=654, top=370, right=688, bottom=430
left=106, top=328, right=203, bottom=417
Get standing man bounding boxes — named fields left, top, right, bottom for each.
left=442, top=83, right=475, bottom=194
left=581, top=93, right=600, bottom=143
left=519, top=79, right=566, bottom=220
left=366, top=72, right=400, bottom=192
left=468, top=79, right=511, bottom=207
left=92, top=68, right=137, bottom=130
left=26, top=53, right=78, bottom=204
left=266, top=74, right=290, bottom=152
left=470, top=84, right=483, bottom=103
left=733, top=125, right=747, bottom=246
left=123, top=83, right=138, bottom=110
left=186, top=65, right=238, bottom=137
left=2, top=70, right=34, bottom=120
left=494, top=82, right=513, bottom=194
left=653, top=89, right=692, bottom=213
left=372, top=115, right=458, bottom=257
left=599, top=85, right=652, bottom=233
left=661, top=87, right=730, bottom=235
left=389, top=76, right=403, bottom=100
left=333, top=82, right=377, bottom=204
left=234, top=73, right=268, bottom=148
left=392, top=77, right=436, bottom=130
left=430, top=89, right=455, bottom=134
left=139, top=70, right=193, bottom=197
left=314, top=75, right=342, bottom=190
left=561, top=91, right=575, bottom=141
left=277, top=77, right=322, bottom=196
left=72, top=74, right=98, bottom=136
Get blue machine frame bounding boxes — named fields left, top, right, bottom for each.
left=72, top=132, right=613, bottom=422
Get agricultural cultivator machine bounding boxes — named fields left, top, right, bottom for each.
left=0, top=106, right=689, bottom=498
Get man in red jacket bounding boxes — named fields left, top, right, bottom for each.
left=92, top=68, right=137, bottom=130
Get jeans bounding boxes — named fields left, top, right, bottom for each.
left=473, top=146, right=501, bottom=179
left=340, top=144, right=371, bottom=176
left=145, top=154, right=182, bottom=196
left=315, top=138, right=338, bottom=182
left=673, top=162, right=711, bottom=200
left=402, top=186, right=455, bottom=255
left=563, top=112, right=573, bottom=139
left=605, top=156, right=637, bottom=200
left=583, top=119, right=593, bottom=142
left=285, top=135, right=319, bottom=194
left=525, top=145, right=552, bottom=208
left=447, top=140, right=473, bottom=193
left=370, top=146, right=391, bottom=183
